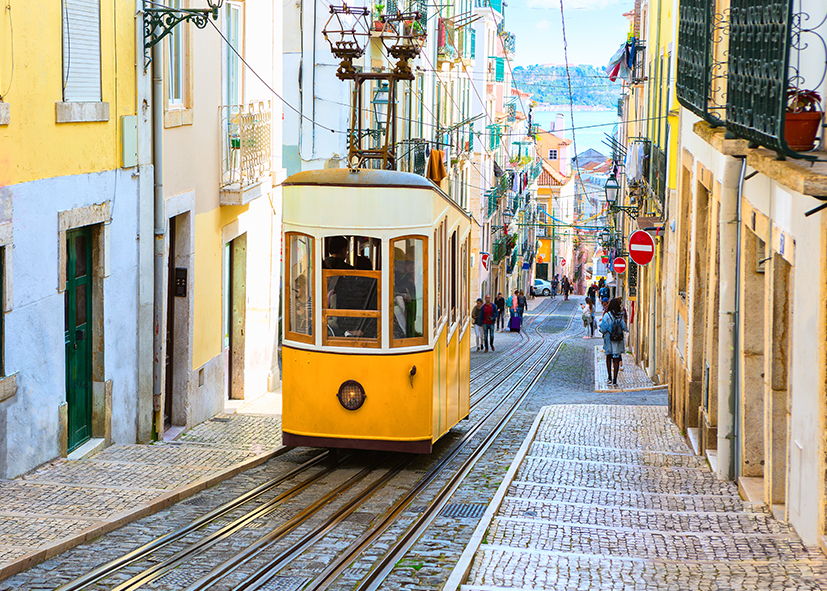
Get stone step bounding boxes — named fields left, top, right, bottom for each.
left=527, top=441, right=708, bottom=469
left=497, top=499, right=793, bottom=534
left=483, top=519, right=810, bottom=562
left=515, top=458, right=739, bottom=496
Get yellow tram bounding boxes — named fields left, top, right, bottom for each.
left=281, top=169, right=472, bottom=453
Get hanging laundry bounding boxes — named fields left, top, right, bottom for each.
left=427, top=149, right=447, bottom=183
left=494, top=160, right=503, bottom=177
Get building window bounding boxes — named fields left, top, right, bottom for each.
left=548, top=149, right=558, bottom=160
left=62, top=0, right=102, bottom=102
left=224, top=3, right=242, bottom=105
left=168, top=0, right=184, bottom=105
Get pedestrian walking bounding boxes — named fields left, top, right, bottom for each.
left=481, top=295, right=498, bottom=352
left=510, top=289, right=519, bottom=319
left=494, top=292, right=506, bottom=331
left=599, top=297, right=628, bottom=386
left=562, top=276, right=570, bottom=300
left=471, top=298, right=484, bottom=351
left=517, top=290, right=528, bottom=318
left=587, top=282, right=598, bottom=305
left=619, top=299, right=629, bottom=371
left=581, top=297, right=596, bottom=338
left=551, top=274, right=559, bottom=298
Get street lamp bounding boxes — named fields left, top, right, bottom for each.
left=604, top=174, right=619, bottom=205
left=600, top=228, right=612, bottom=245
left=372, top=81, right=390, bottom=130
left=604, top=173, right=640, bottom=217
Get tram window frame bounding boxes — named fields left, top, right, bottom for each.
left=390, top=236, right=429, bottom=348
left=285, top=232, right=314, bottom=345
left=460, top=236, right=468, bottom=324
left=322, top=268, right=381, bottom=349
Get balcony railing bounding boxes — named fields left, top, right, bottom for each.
left=650, top=144, right=667, bottom=205
left=676, top=0, right=827, bottom=159
left=486, top=189, right=499, bottom=218
left=396, top=138, right=432, bottom=176
left=631, top=41, right=646, bottom=84
left=503, top=32, right=516, bottom=55
left=220, top=101, right=271, bottom=205
left=474, top=0, right=503, bottom=13
left=437, top=18, right=457, bottom=61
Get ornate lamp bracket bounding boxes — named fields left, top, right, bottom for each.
left=143, top=2, right=221, bottom=65
left=609, top=204, right=640, bottom=217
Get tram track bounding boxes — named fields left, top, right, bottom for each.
left=179, top=301, right=578, bottom=591
left=56, top=299, right=578, bottom=591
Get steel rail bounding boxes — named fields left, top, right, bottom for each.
left=180, top=455, right=393, bottom=591
left=234, top=306, right=576, bottom=591
left=109, top=454, right=355, bottom=591
left=53, top=450, right=329, bottom=591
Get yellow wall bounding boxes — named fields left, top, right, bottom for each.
left=192, top=203, right=250, bottom=370
left=0, top=1, right=136, bottom=186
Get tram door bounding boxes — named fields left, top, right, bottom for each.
left=225, top=234, right=247, bottom=400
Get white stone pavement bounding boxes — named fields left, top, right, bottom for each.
left=445, top=405, right=827, bottom=590
left=591, top=345, right=663, bottom=393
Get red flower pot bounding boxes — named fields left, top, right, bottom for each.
left=784, top=111, right=823, bottom=151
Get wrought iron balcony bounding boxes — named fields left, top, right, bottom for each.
left=437, top=18, right=457, bottom=61
left=650, top=144, right=667, bottom=206
left=396, top=138, right=431, bottom=176
left=631, top=41, right=646, bottom=84
left=677, top=0, right=827, bottom=159
left=503, top=32, right=516, bottom=56
left=474, top=0, right=502, bottom=13
left=220, top=101, right=271, bottom=206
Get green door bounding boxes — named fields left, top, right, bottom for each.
left=65, top=227, right=93, bottom=452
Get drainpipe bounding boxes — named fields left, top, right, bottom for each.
left=151, top=42, right=165, bottom=440
left=717, top=156, right=745, bottom=480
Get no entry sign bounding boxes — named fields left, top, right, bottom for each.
left=628, top=230, right=655, bottom=266
left=613, top=256, right=627, bottom=274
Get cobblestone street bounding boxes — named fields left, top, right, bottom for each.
left=450, top=401, right=827, bottom=590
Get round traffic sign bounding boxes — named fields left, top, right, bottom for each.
left=628, top=230, right=655, bottom=266
left=613, top=256, right=627, bottom=274
left=560, top=258, right=566, bottom=267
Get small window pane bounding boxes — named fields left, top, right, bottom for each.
left=75, top=235, right=87, bottom=278
left=326, top=276, right=378, bottom=311
left=75, top=283, right=87, bottom=326
left=327, top=316, right=377, bottom=339
left=168, top=0, right=183, bottom=104
left=288, top=235, right=313, bottom=337
left=392, top=238, right=425, bottom=340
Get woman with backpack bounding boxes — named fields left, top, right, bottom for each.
left=581, top=297, right=596, bottom=338
left=517, top=290, right=528, bottom=318
left=599, top=297, right=628, bottom=387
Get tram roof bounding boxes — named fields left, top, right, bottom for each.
left=283, top=169, right=439, bottom=190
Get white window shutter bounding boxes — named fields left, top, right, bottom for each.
left=62, top=0, right=102, bottom=102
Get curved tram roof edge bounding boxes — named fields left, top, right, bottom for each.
left=282, top=169, right=472, bottom=221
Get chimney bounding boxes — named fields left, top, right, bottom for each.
left=555, top=113, right=566, bottom=139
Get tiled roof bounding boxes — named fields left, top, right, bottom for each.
left=538, top=161, right=568, bottom=186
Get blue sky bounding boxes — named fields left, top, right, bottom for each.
left=505, top=0, right=635, bottom=68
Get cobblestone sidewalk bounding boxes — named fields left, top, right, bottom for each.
left=448, top=404, right=827, bottom=590
left=592, top=345, right=661, bottom=392
left=0, top=412, right=283, bottom=580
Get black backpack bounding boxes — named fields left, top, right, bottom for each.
left=609, top=315, right=624, bottom=342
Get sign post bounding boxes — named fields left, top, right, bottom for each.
left=628, top=230, right=655, bottom=266
left=612, top=256, right=627, bottom=274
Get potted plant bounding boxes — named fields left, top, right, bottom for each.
left=373, top=2, right=385, bottom=30
left=785, top=88, right=823, bottom=151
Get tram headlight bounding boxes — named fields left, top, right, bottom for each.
left=337, top=380, right=366, bottom=410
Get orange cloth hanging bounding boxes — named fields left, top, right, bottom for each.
left=426, top=149, right=447, bottom=183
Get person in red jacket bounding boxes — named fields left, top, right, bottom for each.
left=481, top=295, right=498, bottom=352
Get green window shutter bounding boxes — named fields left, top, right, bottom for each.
left=471, top=28, right=476, bottom=59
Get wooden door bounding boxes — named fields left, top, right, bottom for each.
left=65, top=227, right=93, bottom=451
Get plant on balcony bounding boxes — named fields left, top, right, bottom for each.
left=373, top=2, right=385, bottom=30
left=785, top=89, right=823, bottom=152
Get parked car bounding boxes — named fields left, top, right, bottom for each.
left=532, top=278, right=552, bottom=296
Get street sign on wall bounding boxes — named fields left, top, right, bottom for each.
left=613, top=256, right=627, bottom=274
left=628, top=230, right=655, bottom=266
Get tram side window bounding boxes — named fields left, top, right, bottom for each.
left=391, top=237, right=427, bottom=347
left=461, top=237, right=468, bottom=323
left=287, top=233, right=313, bottom=342
left=450, top=230, right=457, bottom=325
left=322, top=235, right=381, bottom=347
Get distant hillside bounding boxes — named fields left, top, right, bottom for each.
left=512, top=64, right=620, bottom=109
